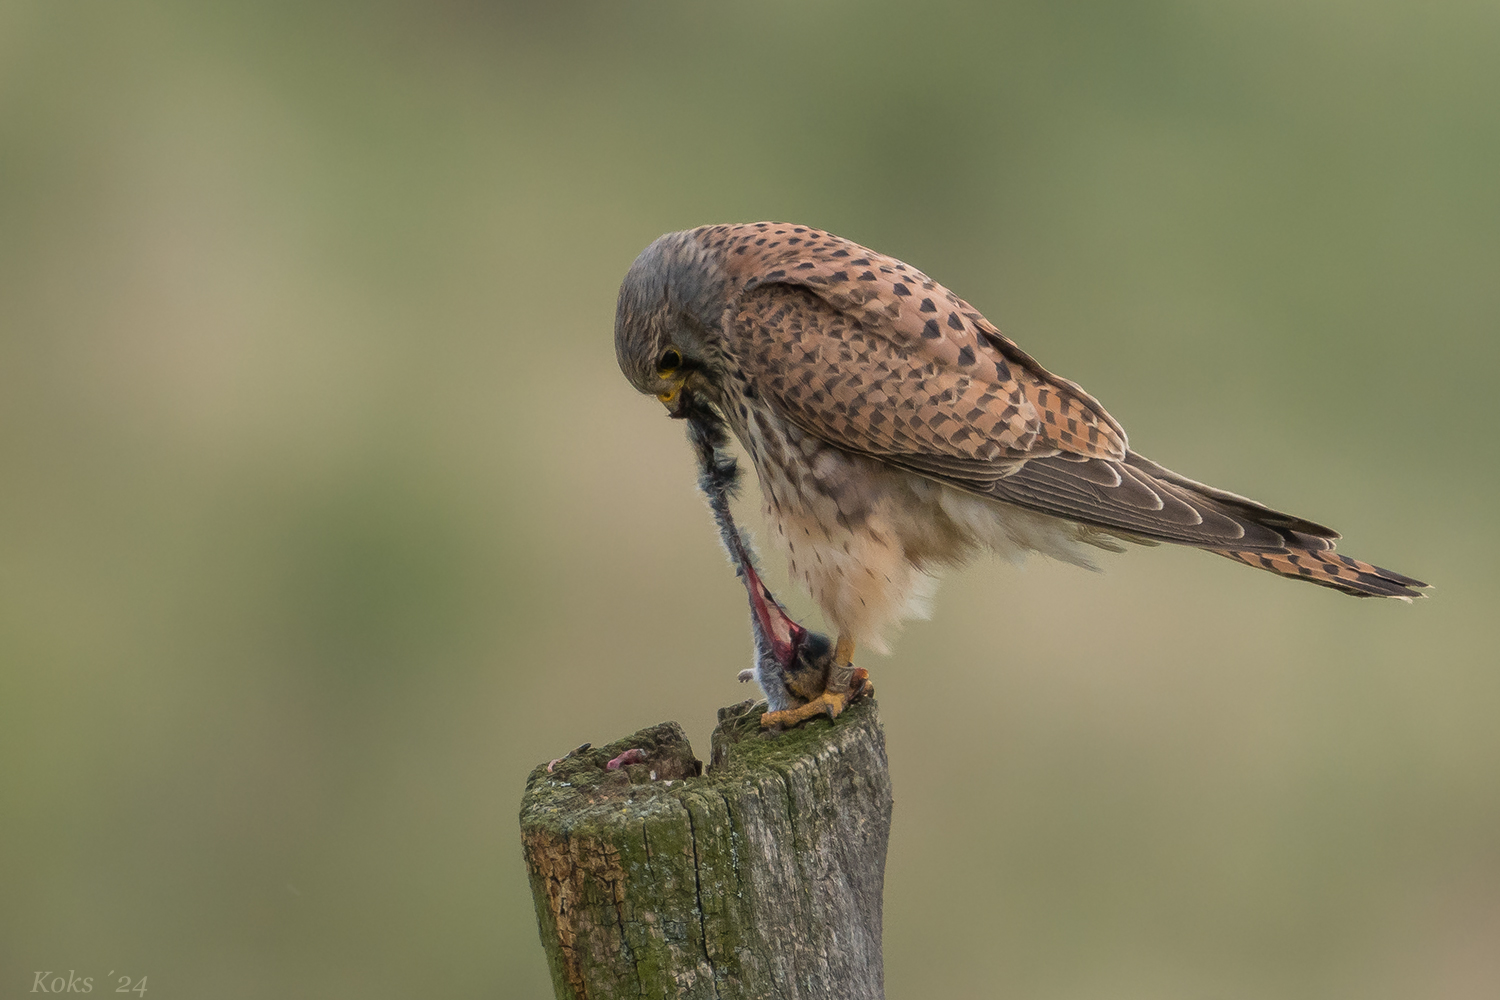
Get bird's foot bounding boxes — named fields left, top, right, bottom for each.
left=760, top=667, right=873, bottom=729
left=761, top=689, right=847, bottom=728
left=852, top=666, right=874, bottom=700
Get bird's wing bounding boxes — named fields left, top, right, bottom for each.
left=719, top=226, right=1126, bottom=467
left=720, top=224, right=1333, bottom=550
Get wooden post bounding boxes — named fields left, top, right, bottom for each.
left=520, top=698, right=892, bottom=1000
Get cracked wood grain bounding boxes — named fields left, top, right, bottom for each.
left=520, top=698, right=892, bottom=1000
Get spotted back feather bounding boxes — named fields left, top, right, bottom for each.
left=683, top=222, right=1427, bottom=599
left=702, top=223, right=1128, bottom=464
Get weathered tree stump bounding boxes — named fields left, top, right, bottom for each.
left=520, top=697, right=892, bottom=1000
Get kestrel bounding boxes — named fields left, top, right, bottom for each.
left=615, top=223, right=1427, bottom=728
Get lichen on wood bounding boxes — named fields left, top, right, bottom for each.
left=520, top=698, right=892, bottom=1000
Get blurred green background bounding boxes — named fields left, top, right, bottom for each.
left=1, top=2, right=1496, bottom=997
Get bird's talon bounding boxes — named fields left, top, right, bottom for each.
left=850, top=667, right=874, bottom=700
left=759, top=689, right=850, bottom=729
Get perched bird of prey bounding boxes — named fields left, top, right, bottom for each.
left=615, top=223, right=1427, bottom=729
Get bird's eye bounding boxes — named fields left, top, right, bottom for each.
left=658, top=348, right=682, bottom=373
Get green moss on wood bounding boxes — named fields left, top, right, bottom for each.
left=520, top=698, right=890, bottom=1000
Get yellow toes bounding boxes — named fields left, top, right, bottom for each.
left=760, top=689, right=849, bottom=729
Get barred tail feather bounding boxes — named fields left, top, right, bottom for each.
left=1213, top=532, right=1429, bottom=600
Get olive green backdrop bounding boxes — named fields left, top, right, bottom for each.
left=2, top=2, right=1496, bottom=997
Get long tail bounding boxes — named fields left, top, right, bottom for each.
left=1113, top=453, right=1430, bottom=600
left=1212, top=531, right=1429, bottom=600
left=988, top=449, right=1429, bottom=599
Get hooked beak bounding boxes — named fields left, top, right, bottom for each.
left=658, top=380, right=691, bottom=419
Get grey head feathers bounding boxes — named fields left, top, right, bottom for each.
left=614, top=229, right=733, bottom=396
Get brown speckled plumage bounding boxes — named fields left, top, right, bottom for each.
left=616, top=222, right=1426, bottom=674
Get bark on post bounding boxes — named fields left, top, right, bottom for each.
left=520, top=697, right=892, bottom=1000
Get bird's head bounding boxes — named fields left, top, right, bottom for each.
left=615, top=229, right=729, bottom=418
